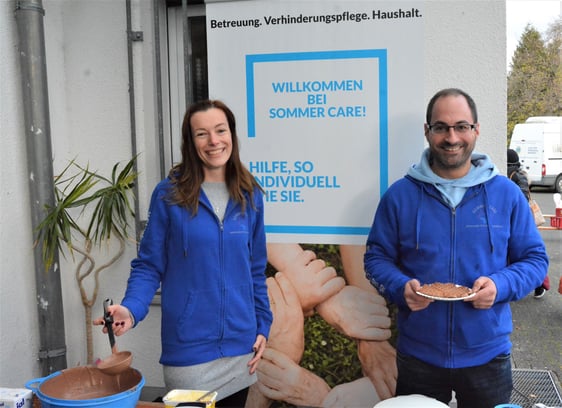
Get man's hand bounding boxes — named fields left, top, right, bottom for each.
left=466, top=276, right=497, bottom=309
left=404, top=279, right=433, bottom=311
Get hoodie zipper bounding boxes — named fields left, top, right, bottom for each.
left=449, top=206, right=457, bottom=363
left=210, top=199, right=227, bottom=355
left=199, top=193, right=228, bottom=355
left=218, top=211, right=225, bottom=356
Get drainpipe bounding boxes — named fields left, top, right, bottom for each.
left=153, top=0, right=166, bottom=179
left=125, top=0, right=142, bottom=243
left=15, top=0, right=67, bottom=374
left=182, top=0, right=193, bottom=107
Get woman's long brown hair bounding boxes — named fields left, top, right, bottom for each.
left=168, top=99, right=262, bottom=214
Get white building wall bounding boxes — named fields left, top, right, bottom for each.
left=0, top=0, right=506, bottom=390
left=41, top=0, right=166, bottom=387
left=0, top=0, right=42, bottom=384
left=423, top=1, right=507, bottom=169
left=0, top=0, right=164, bottom=388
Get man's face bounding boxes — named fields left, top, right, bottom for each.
left=424, top=95, right=479, bottom=179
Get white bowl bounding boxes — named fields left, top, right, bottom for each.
left=374, top=394, right=449, bottom=407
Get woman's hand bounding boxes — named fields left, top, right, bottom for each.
left=248, top=334, right=267, bottom=374
left=92, top=304, right=134, bottom=336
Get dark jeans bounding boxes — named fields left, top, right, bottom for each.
left=396, top=352, right=512, bottom=408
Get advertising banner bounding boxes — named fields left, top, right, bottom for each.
left=207, top=0, right=425, bottom=244
left=206, top=1, right=426, bottom=406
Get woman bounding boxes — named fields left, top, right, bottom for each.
left=95, top=100, right=272, bottom=406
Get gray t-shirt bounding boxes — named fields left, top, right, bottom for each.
left=202, top=181, right=229, bottom=221
left=163, top=353, right=256, bottom=399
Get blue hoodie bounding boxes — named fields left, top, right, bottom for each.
left=364, top=149, right=548, bottom=368
left=121, top=177, right=272, bottom=366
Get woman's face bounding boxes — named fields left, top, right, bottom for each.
left=191, top=107, right=233, bottom=181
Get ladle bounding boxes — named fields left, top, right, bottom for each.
left=96, top=298, right=133, bottom=375
left=97, top=350, right=132, bottom=375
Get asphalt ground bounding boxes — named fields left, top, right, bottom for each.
left=509, top=189, right=562, bottom=393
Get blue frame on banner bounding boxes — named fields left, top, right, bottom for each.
left=245, top=49, right=388, bottom=237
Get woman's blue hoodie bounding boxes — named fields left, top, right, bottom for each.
left=121, top=177, right=272, bottom=366
left=365, top=150, right=548, bottom=368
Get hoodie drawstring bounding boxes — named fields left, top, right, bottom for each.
left=482, top=185, right=494, bottom=253
left=182, top=210, right=189, bottom=257
left=415, top=187, right=423, bottom=250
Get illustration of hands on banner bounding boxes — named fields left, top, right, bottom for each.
left=246, top=243, right=397, bottom=407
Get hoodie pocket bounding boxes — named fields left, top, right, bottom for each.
left=176, top=290, right=221, bottom=343
left=224, top=283, right=256, bottom=336
left=457, top=305, right=504, bottom=347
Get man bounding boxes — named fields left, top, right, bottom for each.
left=364, top=88, right=548, bottom=407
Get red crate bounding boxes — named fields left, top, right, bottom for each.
left=556, top=208, right=562, bottom=218
left=550, top=217, right=562, bottom=229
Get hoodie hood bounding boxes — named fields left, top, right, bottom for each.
left=407, top=148, right=499, bottom=207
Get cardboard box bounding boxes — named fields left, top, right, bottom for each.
left=0, top=388, right=32, bottom=408
left=163, top=389, right=217, bottom=408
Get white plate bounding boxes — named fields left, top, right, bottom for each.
left=416, top=286, right=475, bottom=301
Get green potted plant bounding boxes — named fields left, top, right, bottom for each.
left=35, top=156, right=138, bottom=364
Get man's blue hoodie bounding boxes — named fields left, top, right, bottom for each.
left=365, top=150, right=548, bottom=368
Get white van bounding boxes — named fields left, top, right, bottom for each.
left=509, top=116, right=562, bottom=193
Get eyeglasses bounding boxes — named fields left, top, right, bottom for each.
left=427, top=123, right=476, bottom=134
